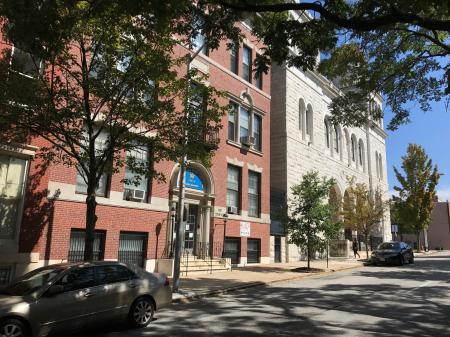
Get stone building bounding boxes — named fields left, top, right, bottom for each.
left=269, top=40, right=391, bottom=262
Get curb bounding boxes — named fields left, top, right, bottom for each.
left=172, top=263, right=363, bottom=304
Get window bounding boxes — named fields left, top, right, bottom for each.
left=358, top=141, right=364, bottom=167
left=334, top=125, right=339, bottom=153
left=0, top=154, right=27, bottom=240
left=324, top=121, right=330, bottom=148
left=192, top=17, right=208, bottom=55
left=242, top=46, right=252, bottom=82
left=247, top=238, right=261, bottom=263
left=305, top=107, right=312, bottom=140
left=75, top=129, right=109, bottom=197
left=378, top=154, right=383, bottom=180
left=54, top=267, right=96, bottom=292
left=255, top=71, right=263, bottom=90
left=248, top=171, right=260, bottom=217
left=96, top=265, right=136, bottom=285
left=253, top=114, right=262, bottom=151
left=123, top=145, right=150, bottom=202
left=351, top=137, right=356, bottom=162
left=68, top=229, right=106, bottom=262
left=118, top=232, right=148, bottom=268
left=11, top=46, right=42, bottom=78
left=228, top=103, right=238, bottom=141
left=230, top=41, right=239, bottom=74
left=227, top=165, right=241, bottom=211
left=229, top=100, right=263, bottom=150
left=239, top=106, right=249, bottom=143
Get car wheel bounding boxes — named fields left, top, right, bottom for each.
left=398, top=254, right=404, bottom=266
left=129, top=297, right=155, bottom=328
left=0, top=318, right=29, bottom=337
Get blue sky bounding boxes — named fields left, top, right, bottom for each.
left=385, top=100, right=450, bottom=201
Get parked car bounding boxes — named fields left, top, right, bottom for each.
left=0, top=261, right=172, bottom=337
left=371, top=241, right=414, bottom=266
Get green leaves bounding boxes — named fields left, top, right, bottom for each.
left=286, top=171, right=342, bottom=261
left=393, top=144, right=440, bottom=234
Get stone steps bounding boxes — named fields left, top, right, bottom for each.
left=180, top=256, right=230, bottom=274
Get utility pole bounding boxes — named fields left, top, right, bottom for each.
left=172, top=43, right=205, bottom=293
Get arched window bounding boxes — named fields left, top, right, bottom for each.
left=333, top=125, right=339, bottom=153
left=324, top=119, right=330, bottom=148
left=299, top=99, right=306, bottom=140
left=358, top=140, right=365, bottom=171
left=351, top=136, right=356, bottom=162
left=379, top=154, right=383, bottom=180
left=305, top=104, right=313, bottom=143
left=375, top=151, right=379, bottom=178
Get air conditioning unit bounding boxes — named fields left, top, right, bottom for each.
left=227, top=206, right=238, bottom=214
left=132, top=189, right=146, bottom=200
left=241, top=135, right=256, bottom=147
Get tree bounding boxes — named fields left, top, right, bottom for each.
left=214, top=1, right=449, bottom=130
left=393, top=144, right=440, bottom=251
left=0, top=1, right=230, bottom=261
left=342, top=178, right=389, bottom=259
left=286, top=171, right=342, bottom=269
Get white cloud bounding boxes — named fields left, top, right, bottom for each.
left=437, top=186, right=450, bottom=202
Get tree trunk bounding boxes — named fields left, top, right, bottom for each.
left=364, top=234, right=369, bottom=260
left=84, top=182, right=98, bottom=261
left=423, top=228, right=429, bottom=251
left=307, top=238, right=311, bottom=269
left=416, top=230, right=421, bottom=252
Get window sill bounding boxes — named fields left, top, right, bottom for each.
left=226, top=139, right=263, bottom=156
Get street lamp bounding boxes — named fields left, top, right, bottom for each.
left=222, top=213, right=228, bottom=258
left=170, top=206, right=176, bottom=257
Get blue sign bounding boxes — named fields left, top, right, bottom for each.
left=185, top=170, right=204, bottom=191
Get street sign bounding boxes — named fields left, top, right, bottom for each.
left=391, top=224, right=398, bottom=233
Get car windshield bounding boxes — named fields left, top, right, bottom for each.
left=377, top=242, right=400, bottom=250
left=0, top=266, right=66, bottom=296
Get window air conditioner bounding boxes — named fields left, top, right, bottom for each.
left=227, top=206, right=238, bottom=214
left=132, top=189, right=146, bottom=200
left=241, top=135, right=255, bottom=147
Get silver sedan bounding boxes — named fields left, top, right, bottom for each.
left=0, top=262, right=172, bottom=337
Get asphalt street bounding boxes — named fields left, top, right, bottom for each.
left=81, top=251, right=450, bottom=337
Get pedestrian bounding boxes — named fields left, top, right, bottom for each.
left=352, top=238, right=360, bottom=259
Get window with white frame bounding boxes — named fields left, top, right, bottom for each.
left=230, top=41, right=239, bottom=75
left=228, top=102, right=238, bottom=141
left=248, top=171, right=260, bottom=217
left=191, top=16, right=208, bottom=55
left=227, top=101, right=263, bottom=151
left=123, top=145, right=151, bottom=202
left=0, top=154, right=27, bottom=240
left=239, top=106, right=250, bottom=144
left=227, top=165, right=241, bottom=212
left=242, top=46, right=252, bottom=82
left=253, top=114, right=262, bottom=151
left=75, top=129, right=109, bottom=197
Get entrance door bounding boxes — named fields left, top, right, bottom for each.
left=183, top=204, right=198, bottom=253
left=274, top=236, right=281, bottom=263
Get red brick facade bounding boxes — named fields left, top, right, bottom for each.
left=1, top=22, right=271, bottom=275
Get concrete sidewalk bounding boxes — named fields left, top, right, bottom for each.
left=171, top=258, right=363, bottom=303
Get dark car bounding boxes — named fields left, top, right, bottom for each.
left=0, top=262, right=172, bottom=337
left=371, top=241, right=414, bottom=266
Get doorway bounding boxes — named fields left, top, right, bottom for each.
left=183, top=204, right=199, bottom=253
left=274, top=236, right=281, bottom=263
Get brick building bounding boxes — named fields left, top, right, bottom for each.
left=0, top=21, right=271, bottom=284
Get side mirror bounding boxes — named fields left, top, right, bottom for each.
left=46, top=285, right=64, bottom=296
